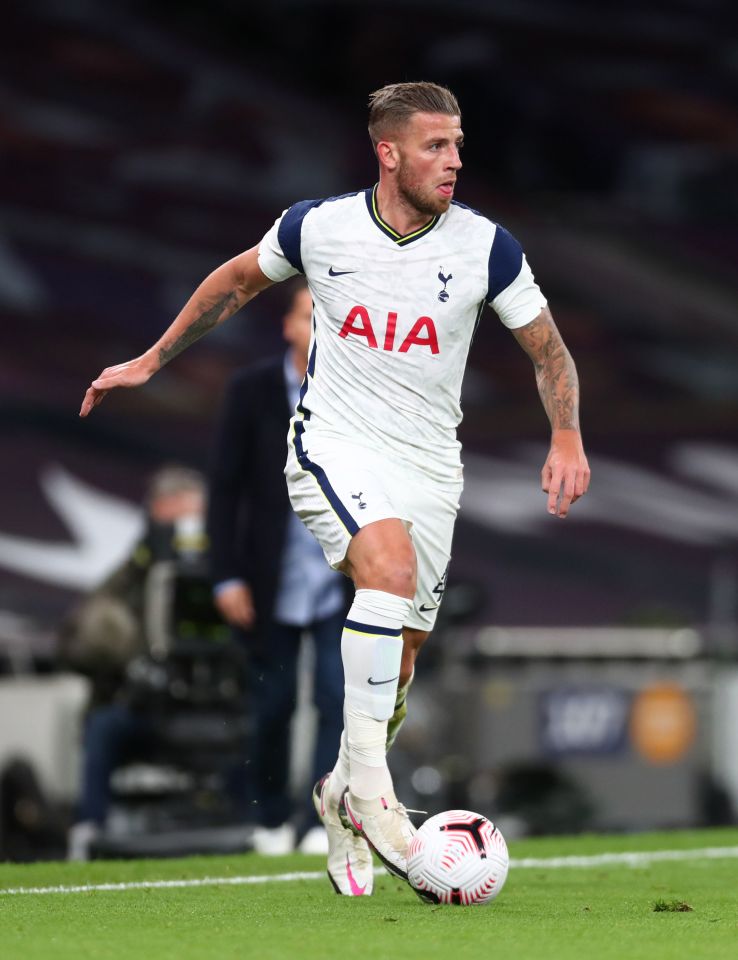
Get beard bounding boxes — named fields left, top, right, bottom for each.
left=396, top=159, right=450, bottom=218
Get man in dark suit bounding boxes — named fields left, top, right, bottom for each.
left=208, top=280, right=346, bottom=854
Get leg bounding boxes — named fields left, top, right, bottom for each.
left=298, top=608, right=345, bottom=851
left=341, top=517, right=417, bottom=599
left=77, top=703, right=151, bottom=825
left=384, top=483, right=460, bottom=754
left=330, top=520, right=421, bottom=880
left=311, top=608, right=347, bottom=787
left=338, top=518, right=415, bottom=799
left=70, top=703, right=152, bottom=860
left=400, top=627, right=427, bottom=685
left=250, top=621, right=301, bottom=829
left=385, top=626, right=429, bottom=751
left=284, top=443, right=427, bottom=887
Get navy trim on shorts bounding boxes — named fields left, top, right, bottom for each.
left=292, top=337, right=360, bottom=537
left=344, top=619, right=403, bottom=637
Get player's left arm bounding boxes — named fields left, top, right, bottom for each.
left=512, top=306, right=590, bottom=518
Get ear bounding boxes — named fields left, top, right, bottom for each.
left=376, top=139, right=399, bottom=172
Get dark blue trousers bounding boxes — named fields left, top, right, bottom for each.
left=247, top=609, right=345, bottom=829
left=77, top=703, right=154, bottom=824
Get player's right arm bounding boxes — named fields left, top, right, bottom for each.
left=79, top=245, right=274, bottom=417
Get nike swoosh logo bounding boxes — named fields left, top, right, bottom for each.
left=344, top=796, right=363, bottom=834
left=328, top=267, right=357, bottom=276
left=345, top=854, right=367, bottom=895
left=419, top=603, right=439, bottom=612
left=367, top=675, right=399, bottom=685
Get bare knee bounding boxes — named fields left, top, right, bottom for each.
left=354, top=557, right=416, bottom=597
left=345, top=519, right=417, bottom=598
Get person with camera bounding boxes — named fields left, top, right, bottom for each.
left=62, top=466, right=208, bottom=860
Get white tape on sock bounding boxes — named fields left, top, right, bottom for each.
left=340, top=590, right=412, bottom=798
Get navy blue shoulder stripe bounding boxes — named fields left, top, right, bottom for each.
left=486, top=224, right=523, bottom=303
left=450, top=202, right=524, bottom=302
left=277, top=199, right=321, bottom=273
left=450, top=199, right=485, bottom=217
left=277, top=190, right=363, bottom=273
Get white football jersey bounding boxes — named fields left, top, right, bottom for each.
left=258, top=186, right=547, bottom=479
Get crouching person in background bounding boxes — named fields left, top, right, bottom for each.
left=60, top=466, right=207, bottom=860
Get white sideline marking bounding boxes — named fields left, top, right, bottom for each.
left=0, top=869, right=326, bottom=897
left=512, top=845, right=738, bottom=869
left=2, top=846, right=738, bottom=897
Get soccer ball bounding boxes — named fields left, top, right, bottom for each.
left=407, top=810, right=509, bottom=906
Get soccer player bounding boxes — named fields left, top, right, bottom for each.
left=80, top=82, right=590, bottom=896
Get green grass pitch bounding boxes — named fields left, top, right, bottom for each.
left=1, top=828, right=737, bottom=960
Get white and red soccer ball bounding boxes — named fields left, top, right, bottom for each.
left=407, top=810, right=509, bottom=906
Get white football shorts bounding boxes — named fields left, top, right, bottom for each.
left=284, top=425, right=462, bottom=631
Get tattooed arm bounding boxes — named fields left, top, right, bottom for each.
left=80, top=245, right=273, bottom=417
left=512, top=307, right=590, bottom=517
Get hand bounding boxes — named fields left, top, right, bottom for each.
left=541, top=429, right=590, bottom=518
left=214, top=582, right=256, bottom=630
left=79, top=354, right=157, bottom=418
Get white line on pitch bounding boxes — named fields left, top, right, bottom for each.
left=511, top=845, right=738, bottom=868
left=2, top=845, right=737, bottom=897
left=0, top=869, right=326, bottom=897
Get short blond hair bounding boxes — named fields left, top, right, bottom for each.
left=368, top=81, right=460, bottom=150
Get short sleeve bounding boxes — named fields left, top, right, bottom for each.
left=257, top=211, right=301, bottom=282
left=487, top=225, right=547, bottom=330
left=258, top=198, right=325, bottom=281
left=491, top=255, right=548, bottom=329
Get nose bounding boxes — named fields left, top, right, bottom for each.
left=448, top=147, right=462, bottom=170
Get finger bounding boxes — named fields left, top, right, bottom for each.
left=547, top=468, right=563, bottom=514
left=79, top=387, right=100, bottom=417
left=541, top=462, right=552, bottom=492
left=91, top=365, right=130, bottom=389
left=574, top=468, right=587, bottom=499
left=80, top=382, right=112, bottom=416
left=582, top=465, right=591, bottom=494
left=570, top=467, right=591, bottom=503
left=88, top=391, right=108, bottom=415
left=557, top=473, right=576, bottom=518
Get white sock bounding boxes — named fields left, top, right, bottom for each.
left=329, top=725, right=350, bottom=802
left=341, top=588, right=412, bottom=800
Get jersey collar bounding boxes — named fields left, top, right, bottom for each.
left=364, top=185, right=440, bottom=246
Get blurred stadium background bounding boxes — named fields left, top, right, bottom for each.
left=1, top=0, right=737, bottom=857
